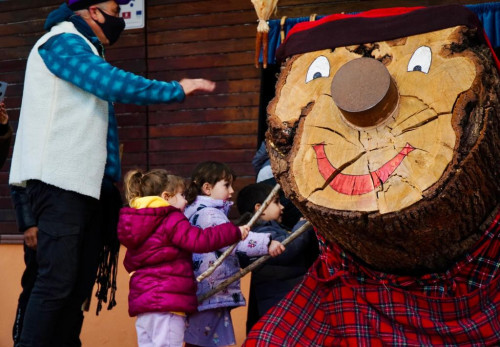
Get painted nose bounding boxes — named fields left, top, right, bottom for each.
left=331, top=57, right=398, bottom=128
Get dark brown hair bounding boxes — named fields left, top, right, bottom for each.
left=236, top=183, right=274, bottom=215
left=185, top=161, right=236, bottom=204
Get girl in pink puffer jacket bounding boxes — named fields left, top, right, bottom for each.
left=117, top=169, right=250, bottom=347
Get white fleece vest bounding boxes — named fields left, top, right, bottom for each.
left=10, top=21, right=108, bottom=199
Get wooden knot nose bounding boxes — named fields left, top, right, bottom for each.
left=331, top=57, right=398, bottom=128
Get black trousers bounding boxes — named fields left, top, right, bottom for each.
left=17, top=180, right=102, bottom=347
left=13, top=244, right=38, bottom=345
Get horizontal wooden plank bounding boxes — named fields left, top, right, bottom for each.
left=121, top=152, right=147, bottom=166
left=148, top=51, right=254, bottom=71
left=0, top=4, right=58, bottom=25
left=121, top=139, right=147, bottom=153
left=3, top=97, right=22, bottom=112
left=0, top=60, right=27, bottom=73
left=2, top=87, right=23, bottom=101
left=110, top=59, right=147, bottom=74
left=1, top=154, right=12, bottom=169
left=148, top=65, right=260, bottom=82
left=147, top=25, right=255, bottom=45
left=0, top=71, right=29, bottom=88
left=149, top=106, right=258, bottom=124
left=149, top=149, right=256, bottom=165
left=147, top=0, right=208, bottom=6
left=213, top=79, right=261, bottom=94
left=107, top=30, right=146, bottom=50
left=0, top=89, right=24, bottom=107
left=148, top=37, right=255, bottom=58
left=118, top=127, right=147, bottom=139
left=149, top=93, right=259, bottom=111
left=0, top=197, right=14, bottom=209
left=0, top=208, right=15, bottom=220
left=150, top=120, right=258, bottom=137
left=0, top=20, right=45, bottom=37
left=147, top=0, right=254, bottom=19
left=149, top=135, right=257, bottom=152
left=2, top=46, right=32, bottom=61
left=116, top=113, right=148, bottom=126
left=148, top=10, right=257, bottom=32
left=105, top=46, right=146, bottom=62
left=121, top=164, right=142, bottom=175
left=0, top=180, right=12, bottom=195
left=115, top=104, right=147, bottom=114
left=0, top=223, right=19, bottom=235
left=147, top=162, right=256, bottom=178
left=232, top=176, right=258, bottom=190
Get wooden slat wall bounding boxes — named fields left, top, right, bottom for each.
left=0, top=0, right=494, bottom=238
left=145, top=0, right=260, bottom=189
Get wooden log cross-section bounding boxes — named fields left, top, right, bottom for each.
left=266, top=23, right=500, bottom=274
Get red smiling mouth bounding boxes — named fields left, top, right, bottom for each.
left=313, top=143, right=415, bottom=195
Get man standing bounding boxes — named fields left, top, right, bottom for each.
left=9, top=1, right=215, bottom=346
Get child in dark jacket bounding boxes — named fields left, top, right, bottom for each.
left=251, top=141, right=303, bottom=229
left=117, top=169, right=249, bottom=347
left=236, top=182, right=319, bottom=332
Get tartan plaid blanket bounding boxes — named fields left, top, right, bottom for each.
left=244, top=210, right=500, bottom=346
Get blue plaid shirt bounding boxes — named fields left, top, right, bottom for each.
left=38, top=21, right=185, bottom=183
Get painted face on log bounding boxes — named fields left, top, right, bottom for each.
left=271, top=28, right=475, bottom=214
left=268, top=6, right=500, bottom=273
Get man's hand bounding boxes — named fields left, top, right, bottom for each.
left=24, top=226, right=38, bottom=250
left=179, top=78, right=216, bottom=95
left=0, top=103, right=7, bottom=125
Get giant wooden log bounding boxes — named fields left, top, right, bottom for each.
left=267, top=16, right=500, bottom=274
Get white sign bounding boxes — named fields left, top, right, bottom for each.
left=121, top=0, right=145, bottom=30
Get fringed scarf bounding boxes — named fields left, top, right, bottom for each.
left=94, top=179, right=122, bottom=315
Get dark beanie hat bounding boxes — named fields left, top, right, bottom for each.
left=68, top=0, right=130, bottom=11
left=276, top=5, right=484, bottom=63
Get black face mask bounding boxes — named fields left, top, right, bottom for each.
left=95, top=8, right=125, bottom=45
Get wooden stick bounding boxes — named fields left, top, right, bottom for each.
left=196, top=184, right=281, bottom=282
left=198, top=221, right=312, bottom=303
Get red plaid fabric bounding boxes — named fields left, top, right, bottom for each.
left=244, top=209, right=500, bottom=346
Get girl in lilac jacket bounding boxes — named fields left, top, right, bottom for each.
left=183, top=161, right=284, bottom=347
left=117, top=169, right=249, bottom=347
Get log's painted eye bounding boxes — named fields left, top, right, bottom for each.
left=407, top=46, right=432, bottom=74
left=306, top=56, right=330, bottom=83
